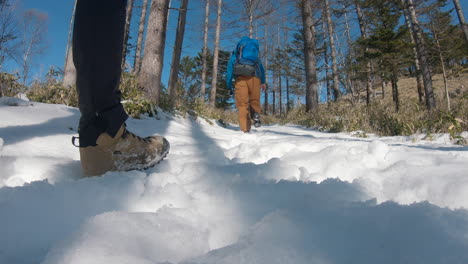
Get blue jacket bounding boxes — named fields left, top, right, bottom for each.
left=226, top=37, right=266, bottom=90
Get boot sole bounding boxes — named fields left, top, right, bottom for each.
left=138, top=147, right=170, bottom=172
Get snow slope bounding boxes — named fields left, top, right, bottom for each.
left=1, top=98, right=468, bottom=264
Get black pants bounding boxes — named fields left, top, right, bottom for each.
left=73, top=0, right=128, bottom=147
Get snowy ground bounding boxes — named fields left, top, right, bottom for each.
left=1, top=97, right=468, bottom=264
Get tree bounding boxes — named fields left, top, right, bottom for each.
left=121, top=0, right=135, bottom=70
left=271, top=25, right=284, bottom=115
left=452, top=0, right=468, bottom=45
left=178, top=55, right=198, bottom=102
left=355, top=0, right=374, bottom=105
left=405, top=0, right=435, bottom=110
left=139, top=0, right=170, bottom=104
left=168, top=0, right=188, bottom=98
left=401, top=0, right=424, bottom=103
left=200, top=0, right=210, bottom=101
left=300, top=0, right=319, bottom=111
left=287, top=32, right=306, bottom=102
left=210, top=0, right=223, bottom=106
left=0, top=0, right=18, bottom=69
left=243, top=0, right=258, bottom=38
left=263, top=26, right=269, bottom=114
left=63, top=0, right=77, bottom=88
left=213, top=50, right=232, bottom=108
left=342, top=5, right=358, bottom=101
left=320, top=16, right=331, bottom=103
left=359, top=0, right=408, bottom=111
left=241, top=0, right=273, bottom=38
left=223, top=0, right=275, bottom=39
left=133, top=0, right=149, bottom=74
left=426, top=0, right=465, bottom=111
left=323, top=0, right=340, bottom=100
left=14, top=9, right=48, bottom=85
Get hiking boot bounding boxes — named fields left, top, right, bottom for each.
left=252, top=112, right=261, bottom=128
left=78, top=125, right=169, bottom=176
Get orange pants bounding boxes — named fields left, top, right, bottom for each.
left=235, top=76, right=261, bottom=132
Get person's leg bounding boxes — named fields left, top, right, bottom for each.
left=235, top=76, right=251, bottom=132
left=249, top=76, right=262, bottom=115
left=73, top=0, right=128, bottom=147
left=72, top=0, right=169, bottom=176
left=247, top=76, right=261, bottom=128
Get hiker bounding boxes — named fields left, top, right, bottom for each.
left=226, top=36, right=266, bottom=133
left=72, top=0, right=169, bottom=176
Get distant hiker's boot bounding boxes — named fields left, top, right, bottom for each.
left=78, top=125, right=170, bottom=176
left=252, top=112, right=261, bottom=128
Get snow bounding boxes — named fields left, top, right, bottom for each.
left=1, top=98, right=468, bottom=264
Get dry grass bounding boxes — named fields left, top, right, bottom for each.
left=385, top=71, right=468, bottom=105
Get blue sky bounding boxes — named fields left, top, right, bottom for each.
left=2, top=0, right=202, bottom=83
left=4, top=0, right=75, bottom=79
left=5, top=0, right=233, bottom=86
left=5, top=0, right=468, bottom=89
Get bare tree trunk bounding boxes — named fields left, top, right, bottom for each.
left=391, top=71, right=399, bottom=112
left=133, top=0, right=149, bottom=74
left=324, top=0, right=340, bottom=100
left=168, top=0, right=188, bottom=98
left=432, top=28, right=450, bottom=111
left=200, top=0, right=210, bottom=101
left=402, top=0, right=424, bottom=103
left=286, top=76, right=290, bottom=112
left=263, top=26, right=269, bottom=114
left=321, top=17, right=331, bottom=104
left=301, top=0, right=318, bottom=111
left=242, top=0, right=255, bottom=38
left=453, top=0, right=468, bottom=45
left=17, top=10, right=48, bottom=85
left=272, top=71, right=276, bottom=115
left=355, top=0, right=373, bottom=105
left=278, top=74, right=282, bottom=115
left=249, top=0, right=254, bottom=38
left=122, top=0, right=134, bottom=70
left=277, top=24, right=282, bottom=115
left=439, top=49, right=450, bottom=111
left=406, top=0, right=435, bottom=110
left=325, top=45, right=331, bottom=105
left=139, top=0, right=170, bottom=104
left=380, top=65, right=386, bottom=99
left=381, top=81, right=385, bottom=98
left=343, top=9, right=356, bottom=100
left=63, top=0, right=77, bottom=88
left=210, top=0, right=223, bottom=106
left=167, top=0, right=173, bottom=24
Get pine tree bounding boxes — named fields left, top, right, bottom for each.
left=359, top=0, right=409, bottom=111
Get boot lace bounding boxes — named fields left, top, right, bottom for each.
left=122, top=128, right=150, bottom=142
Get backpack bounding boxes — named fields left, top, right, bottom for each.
left=234, top=37, right=259, bottom=76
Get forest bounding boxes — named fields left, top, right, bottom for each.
left=0, top=0, right=467, bottom=141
